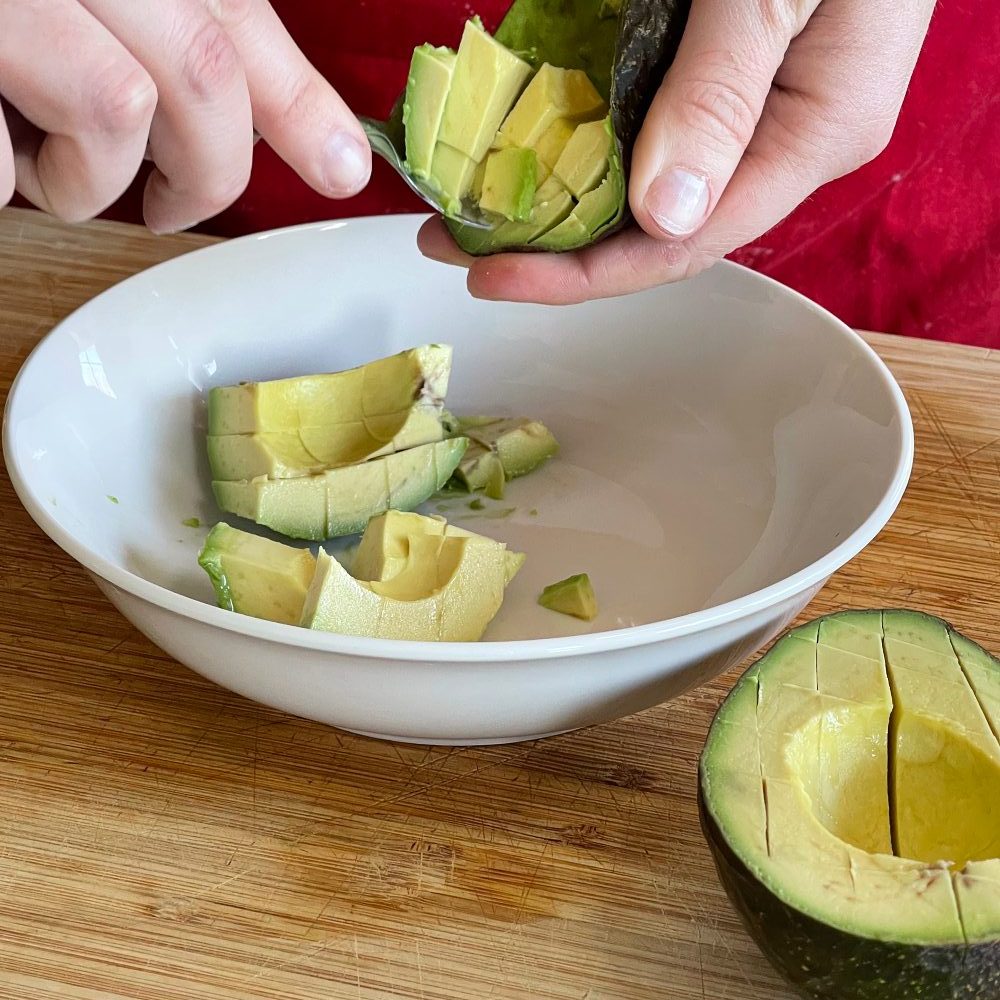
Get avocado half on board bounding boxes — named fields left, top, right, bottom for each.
left=363, top=0, right=691, bottom=254
left=699, top=610, right=1000, bottom=1000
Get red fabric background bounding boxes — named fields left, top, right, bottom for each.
left=98, top=0, right=999, bottom=346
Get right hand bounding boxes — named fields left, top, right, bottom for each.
left=0, top=0, right=371, bottom=233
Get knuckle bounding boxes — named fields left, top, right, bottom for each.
left=678, top=71, right=760, bottom=151
left=198, top=165, right=251, bottom=214
left=753, top=0, right=807, bottom=36
left=204, top=0, right=257, bottom=28
left=90, top=63, right=157, bottom=136
left=181, top=19, right=242, bottom=99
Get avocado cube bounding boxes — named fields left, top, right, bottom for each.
left=429, top=143, right=479, bottom=216
left=479, top=147, right=539, bottom=222
left=553, top=118, right=612, bottom=198
left=538, top=573, right=598, bottom=621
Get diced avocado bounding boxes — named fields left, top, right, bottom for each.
left=538, top=573, right=597, bottom=621
left=462, top=416, right=559, bottom=478
left=300, top=516, right=522, bottom=641
left=459, top=177, right=575, bottom=254
left=455, top=443, right=506, bottom=499
left=531, top=172, right=618, bottom=250
left=531, top=117, right=577, bottom=172
left=553, top=118, right=611, bottom=198
left=429, top=143, right=478, bottom=216
left=497, top=63, right=606, bottom=148
left=437, top=19, right=532, bottom=163
left=197, top=522, right=315, bottom=625
left=212, top=438, right=468, bottom=541
left=207, top=345, right=451, bottom=436
left=699, top=610, right=1000, bottom=1000
left=479, top=147, right=538, bottom=222
left=352, top=510, right=525, bottom=585
left=403, top=45, right=456, bottom=179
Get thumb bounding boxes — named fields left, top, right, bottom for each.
left=629, top=0, right=816, bottom=240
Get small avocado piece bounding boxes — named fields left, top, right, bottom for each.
left=538, top=573, right=597, bottom=621
left=207, top=345, right=451, bottom=436
left=212, top=438, right=468, bottom=541
left=462, top=416, right=559, bottom=478
left=198, top=522, right=315, bottom=625
left=455, top=443, right=506, bottom=499
left=531, top=171, right=619, bottom=251
left=553, top=118, right=611, bottom=198
left=429, top=143, right=479, bottom=216
left=479, top=147, right=538, bottom=222
left=438, top=18, right=532, bottom=163
left=497, top=63, right=606, bottom=148
left=403, top=45, right=456, bottom=179
left=301, top=515, right=523, bottom=641
left=352, top=510, right=525, bottom=585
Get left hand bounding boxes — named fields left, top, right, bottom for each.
left=417, top=0, right=935, bottom=304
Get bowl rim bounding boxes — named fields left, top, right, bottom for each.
left=3, top=214, right=914, bottom=663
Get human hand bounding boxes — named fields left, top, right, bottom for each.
left=419, top=0, right=936, bottom=303
left=0, top=0, right=371, bottom=233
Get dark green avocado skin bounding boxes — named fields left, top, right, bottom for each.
left=698, top=793, right=1000, bottom=1000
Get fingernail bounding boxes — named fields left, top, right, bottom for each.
left=323, top=131, right=371, bottom=196
left=644, top=168, right=710, bottom=237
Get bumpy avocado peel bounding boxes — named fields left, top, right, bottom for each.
left=362, top=0, right=691, bottom=254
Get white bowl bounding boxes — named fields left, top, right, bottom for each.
left=3, top=216, right=912, bottom=745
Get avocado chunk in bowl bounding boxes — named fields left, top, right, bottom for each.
left=699, top=609, right=1000, bottom=999
left=365, top=0, right=692, bottom=253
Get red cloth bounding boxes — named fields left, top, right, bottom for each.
left=98, top=0, right=999, bottom=346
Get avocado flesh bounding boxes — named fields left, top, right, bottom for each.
left=403, top=46, right=456, bottom=179
left=428, top=143, right=478, bottom=216
left=437, top=19, right=532, bottom=163
left=207, top=344, right=451, bottom=436
left=532, top=167, right=619, bottom=250
left=700, top=610, right=1000, bottom=999
left=538, top=573, right=597, bottom=621
left=455, top=445, right=506, bottom=499
left=479, top=147, right=538, bottom=222
left=451, top=416, right=558, bottom=497
left=352, top=510, right=525, bottom=586
left=553, top=117, right=611, bottom=197
left=497, top=63, right=606, bottom=148
left=207, top=405, right=446, bottom=481
left=300, top=524, right=520, bottom=642
left=212, top=438, right=468, bottom=541
left=197, top=522, right=315, bottom=625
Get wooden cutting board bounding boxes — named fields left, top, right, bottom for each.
left=1, top=207, right=998, bottom=1000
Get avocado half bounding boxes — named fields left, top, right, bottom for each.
left=699, top=610, right=1000, bottom=1000
left=364, top=0, right=691, bottom=254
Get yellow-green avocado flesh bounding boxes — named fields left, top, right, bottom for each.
left=699, top=610, right=1000, bottom=999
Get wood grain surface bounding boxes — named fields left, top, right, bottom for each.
left=1, top=207, right=998, bottom=1000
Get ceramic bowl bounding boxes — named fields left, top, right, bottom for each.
left=3, top=216, right=912, bottom=744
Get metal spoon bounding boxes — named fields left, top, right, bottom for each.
left=360, top=117, right=493, bottom=230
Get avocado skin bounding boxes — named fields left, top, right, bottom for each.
left=698, top=609, right=1000, bottom=1000
left=699, top=796, right=1000, bottom=1000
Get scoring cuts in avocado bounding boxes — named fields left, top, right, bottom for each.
left=366, top=0, right=691, bottom=254
left=207, top=345, right=450, bottom=480
left=699, top=610, right=1000, bottom=1000
left=213, top=438, right=468, bottom=541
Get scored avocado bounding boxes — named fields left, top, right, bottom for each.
left=538, top=573, right=597, bottom=621
left=364, top=0, right=691, bottom=254
left=450, top=415, right=558, bottom=498
left=699, top=610, right=1000, bottom=1000
left=300, top=511, right=524, bottom=641
left=207, top=344, right=451, bottom=480
left=198, top=522, right=316, bottom=625
left=212, top=438, right=468, bottom=541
